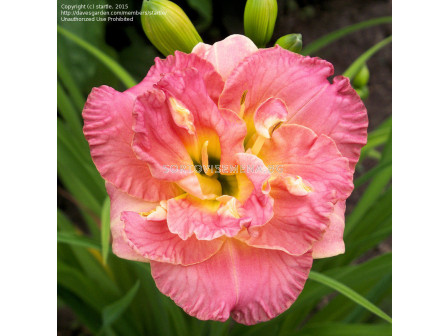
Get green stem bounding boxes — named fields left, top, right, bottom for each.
left=57, top=26, right=137, bottom=88
left=302, top=16, right=392, bottom=56
left=343, top=36, right=392, bottom=80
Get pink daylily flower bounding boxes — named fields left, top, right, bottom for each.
left=83, top=35, right=368, bottom=325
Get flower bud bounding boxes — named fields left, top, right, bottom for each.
left=244, top=0, right=278, bottom=47
left=275, top=34, right=303, bottom=54
left=352, top=64, right=370, bottom=89
left=141, top=0, right=203, bottom=56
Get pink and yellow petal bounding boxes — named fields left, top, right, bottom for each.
left=235, top=153, right=274, bottom=227
left=253, top=98, right=288, bottom=138
left=237, top=179, right=333, bottom=256
left=132, top=89, right=195, bottom=181
left=151, top=240, right=313, bottom=325
left=165, top=154, right=273, bottom=241
left=259, top=124, right=354, bottom=202
left=155, top=68, right=246, bottom=168
left=107, top=182, right=222, bottom=265
left=218, top=46, right=367, bottom=170
left=239, top=125, right=352, bottom=255
left=286, top=76, right=368, bottom=172
left=107, top=182, right=156, bottom=262
left=122, top=211, right=224, bottom=265
left=219, top=46, right=333, bottom=127
left=166, top=194, right=248, bottom=240
left=83, top=86, right=179, bottom=201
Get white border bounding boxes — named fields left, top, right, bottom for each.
left=1, top=0, right=55, bottom=333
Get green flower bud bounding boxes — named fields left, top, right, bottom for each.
left=141, top=0, right=202, bottom=56
left=244, top=0, right=278, bottom=47
left=355, top=85, right=369, bottom=100
left=352, top=64, right=370, bottom=89
left=275, top=34, right=303, bottom=54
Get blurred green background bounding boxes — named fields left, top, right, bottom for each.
left=57, top=0, right=392, bottom=335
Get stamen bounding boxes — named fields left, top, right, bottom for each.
left=239, top=90, right=248, bottom=118
left=251, top=134, right=266, bottom=156
left=201, top=141, right=215, bottom=176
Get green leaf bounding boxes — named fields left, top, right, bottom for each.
left=359, top=117, right=391, bottom=164
left=58, top=262, right=107, bottom=310
left=57, top=25, right=136, bottom=88
left=57, top=119, right=106, bottom=198
left=161, top=295, right=189, bottom=336
left=208, top=321, right=230, bottom=336
left=280, top=254, right=391, bottom=334
left=346, top=128, right=392, bottom=236
left=131, top=262, right=174, bottom=336
left=344, top=273, right=392, bottom=323
left=298, top=323, right=391, bottom=336
left=57, top=81, right=83, bottom=142
left=57, top=0, right=115, bottom=91
left=57, top=142, right=102, bottom=216
left=343, top=36, right=392, bottom=80
left=354, top=160, right=392, bottom=187
left=57, top=232, right=100, bottom=250
left=308, top=271, right=392, bottom=323
left=102, top=281, right=141, bottom=328
left=57, top=285, right=102, bottom=333
left=302, top=17, right=391, bottom=55
left=57, top=117, right=90, bottom=166
left=57, top=56, right=85, bottom=112
left=306, top=263, right=391, bottom=324
left=101, top=197, right=111, bottom=264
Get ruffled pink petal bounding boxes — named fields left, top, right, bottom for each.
left=126, top=51, right=224, bottom=104
left=107, top=182, right=155, bottom=262
left=83, top=51, right=228, bottom=200
left=121, top=211, right=224, bottom=265
left=83, top=87, right=180, bottom=201
left=155, top=68, right=247, bottom=168
left=219, top=46, right=333, bottom=125
left=287, top=76, right=368, bottom=172
left=107, top=182, right=222, bottom=265
left=151, top=239, right=313, bottom=325
left=166, top=195, right=249, bottom=240
left=238, top=125, right=352, bottom=255
left=192, top=35, right=258, bottom=80
left=218, top=46, right=367, bottom=171
left=235, top=153, right=274, bottom=227
left=236, top=180, right=333, bottom=256
left=312, top=200, right=346, bottom=258
left=166, top=153, right=274, bottom=241
left=260, top=125, right=353, bottom=201
left=132, top=68, right=246, bottom=183
left=132, top=89, right=194, bottom=181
